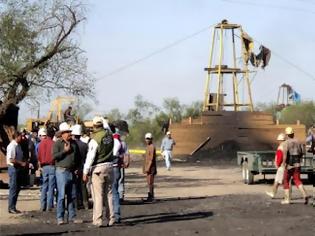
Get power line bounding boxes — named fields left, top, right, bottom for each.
left=95, top=24, right=216, bottom=81
left=221, top=0, right=315, bottom=14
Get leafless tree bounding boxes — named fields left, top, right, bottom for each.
left=0, top=0, right=93, bottom=119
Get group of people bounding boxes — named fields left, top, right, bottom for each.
left=266, top=126, right=314, bottom=206
left=6, top=116, right=133, bottom=227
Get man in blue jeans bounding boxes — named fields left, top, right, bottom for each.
left=6, top=131, right=27, bottom=214
left=53, top=122, right=82, bottom=225
left=111, top=126, right=123, bottom=224
left=38, top=127, right=56, bottom=211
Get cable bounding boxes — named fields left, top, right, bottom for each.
left=95, top=24, right=217, bottom=81
left=221, top=0, right=315, bottom=14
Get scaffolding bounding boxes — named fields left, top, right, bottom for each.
left=203, top=20, right=254, bottom=112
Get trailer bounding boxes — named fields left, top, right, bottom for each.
left=237, top=150, right=314, bottom=184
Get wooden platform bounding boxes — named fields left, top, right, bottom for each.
left=170, top=111, right=306, bottom=155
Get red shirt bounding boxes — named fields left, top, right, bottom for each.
left=38, top=137, right=55, bottom=165
left=275, top=149, right=283, bottom=167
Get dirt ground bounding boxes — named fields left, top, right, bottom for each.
left=0, top=159, right=314, bottom=236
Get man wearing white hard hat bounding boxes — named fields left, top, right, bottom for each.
left=160, top=131, right=176, bottom=171
left=143, top=133, right=157, bottom=201
left=83, top=116, right=115, bottom=227
left=281, top=127, right=309, bottom=204
left=37, top=127, right=56, bottom=212
left=266, top=133, right=286, bottom=199
left=71, top=124, right=89, bottom=210
left=53, top=122, right=82, bottom=225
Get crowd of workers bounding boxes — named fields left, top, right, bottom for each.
left=266, top=126, right=315, bottom=207
left=5, top=115, right=172, bottom=227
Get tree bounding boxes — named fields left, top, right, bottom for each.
left=183, top=101, right=203, bottom=119
left=280, top=101, right=315, bottom=129
left=106, top=108, right=125, bottom=122
left=162, top=97, right=182, bottom=123
left=126, top=95, right=160, bottom=124
left=0, top=0, right=93, bottom=119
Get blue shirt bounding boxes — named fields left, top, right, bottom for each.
left=161, top=137, right=176, bottom=151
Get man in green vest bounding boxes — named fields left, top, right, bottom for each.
left=83, top=116, right=115, bottom=227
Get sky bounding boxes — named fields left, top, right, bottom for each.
left=19, top=0, right=315, bottom=122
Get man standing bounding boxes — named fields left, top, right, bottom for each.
left=53, top=122, right=81, bottom=225
left=281, top=127, right=309, bottom=204
left=143, top=133, right=157, bottom=201
left=160, top=131, right=176, bottom=171
left=71, top=124, right=88, bottom=209
left=266, top=133, right=286, bottom=198
left=7, top=131, right=27, bottom=214
left=83, top=116, right=115, bottom=227
left=38, top=127, right=55, bottom=212
left=119, top=138, right=130, bottom=202
left=111, top=127, right=123, bottom=223
left=20, top=130, right=30, bottom=187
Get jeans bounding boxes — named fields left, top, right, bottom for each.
left=75, top=173, right=89, bottom=209
left=8, top=166, right=21, bottom=211
left=55, top=168, right=76, bottom=221
left=112, top=166, right=121, bottom=221
left=40, top=165, right=56, bottom=210
left=163, top=150, right=172, bottom=170
left=118, top=168, right=125, bottom=199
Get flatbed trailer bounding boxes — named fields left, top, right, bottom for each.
left=237, top=150, right=314, bottom=184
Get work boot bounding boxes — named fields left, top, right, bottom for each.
left=265, top=191, right=275, bottom=198
left=265, top=185, right=277, bottom=198
left=298, top=185, right=309, bottom=204
left=281, top=189, right=291, bottom=204
left=146, top=192, right=153, bottom=202
left=149, top=185, right=155, bottom=201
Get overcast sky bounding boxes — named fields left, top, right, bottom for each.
left=19, top=0, right=315, bottom=122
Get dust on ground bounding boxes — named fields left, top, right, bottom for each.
left=0, top=158, right=314, bottom=236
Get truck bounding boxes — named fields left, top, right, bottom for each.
left=237, top=150, right=314, bottom=184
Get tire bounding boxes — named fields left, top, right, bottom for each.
left=247, top=170, right=254, bottom=185
left=307, top=173, right=313, bottom=184
left=242, top=161, right=254, bottom=185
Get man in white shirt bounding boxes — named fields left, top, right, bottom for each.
left=83, top=116, right=115, bottom=227
left=160, top=131, right=176, bottom=171
left=7, top=131, right=27, bottom=214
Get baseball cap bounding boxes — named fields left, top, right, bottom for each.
left=145, top=133, right=153, bottom=139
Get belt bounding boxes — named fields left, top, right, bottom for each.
left=56, top=166, right=72, bottom=171
left=93, top=162, right=112, bottom=168
left=41, top=163, right=54, bottom=167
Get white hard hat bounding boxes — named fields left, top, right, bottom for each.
left=93, top=116, right=103, bottom=125
left=276, top=133, right=286, bottom=141
left=38, top=128, right=47, bottom=136
left=145, top=133, right=153, bottom=139
left=59, top=122, right=71, bottom=133
left=166, top=131, right=171, bottom=135
left=71, top=124, right=82, bottom=136
left=285, top=127, right=294, bottom=135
